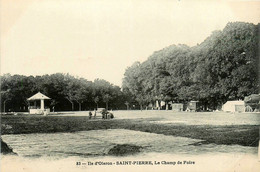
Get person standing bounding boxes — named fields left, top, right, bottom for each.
left=94, top=109, right=96, bottom=119
left=89, top=111, right=93, bottom=119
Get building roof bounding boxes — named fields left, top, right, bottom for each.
left=27, top=92, right=51, bottom=100
left=244, top=94, right=260, bottom=103
left=223, top=100, right=244, bottom=105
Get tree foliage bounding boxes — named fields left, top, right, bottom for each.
left=122, top=22, right=259, bottom=110
left=0, top=73, right=125, bottom=112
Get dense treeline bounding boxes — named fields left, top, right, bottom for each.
left=123, top=22, right=259, bottom=110
left=0, top=73, right=127, bottom=112
left=1, top=22, right=259, bottom=112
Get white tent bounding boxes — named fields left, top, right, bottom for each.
left=222, top=100, right=245, bottom=112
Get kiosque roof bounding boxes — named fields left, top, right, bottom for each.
left=27, top=92, right=51, bottom=100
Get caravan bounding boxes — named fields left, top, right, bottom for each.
left=222, top=101, right=245, bottom=112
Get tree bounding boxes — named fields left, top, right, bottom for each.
left=73, top=78, right=92, bottom=111
left=123, top=61, right=148, bottom=110
left=1, top=90, right=12, bottom=112
left=103, top=94, right=112, bottom=110
left=93, top=79, right=121, bottom=110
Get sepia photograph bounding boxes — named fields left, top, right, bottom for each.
left=1, top=0, right=260, bottom=171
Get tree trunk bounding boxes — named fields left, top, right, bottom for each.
left=204, top=102, right=207, bottom=111
left=96, top=103, right=99, bottom=109
left=66, top=98, right=74, bottom=111
left=140, top=104, right=143, bottom=111
left=3, top=100, right=7, bottom=112
left=71, top=102, right=74, bottom=111
left=106, top=102, right=108, bottom=110
left=79, top=103, right=81, bottom=111
left=125, top=102, right=129, bottom=110
left=75, top=100, right=81, bottom=111
left=23, top=99, right=29, bottom=111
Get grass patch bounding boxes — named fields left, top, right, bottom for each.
left=1, top=115, right=259, bottom=147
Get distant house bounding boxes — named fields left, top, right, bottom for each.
left=171, top=103, right=184, bottom=112
left=187, top=101, right=199, bottom=112
left=27, top=92, right=51, bottom=115
left=222, top=100, right=245, bottom=112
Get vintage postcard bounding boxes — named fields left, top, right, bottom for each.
left=1, top=0, right=260, bottom=172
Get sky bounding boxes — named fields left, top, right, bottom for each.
left=1, top=0, right=260, bottom=86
